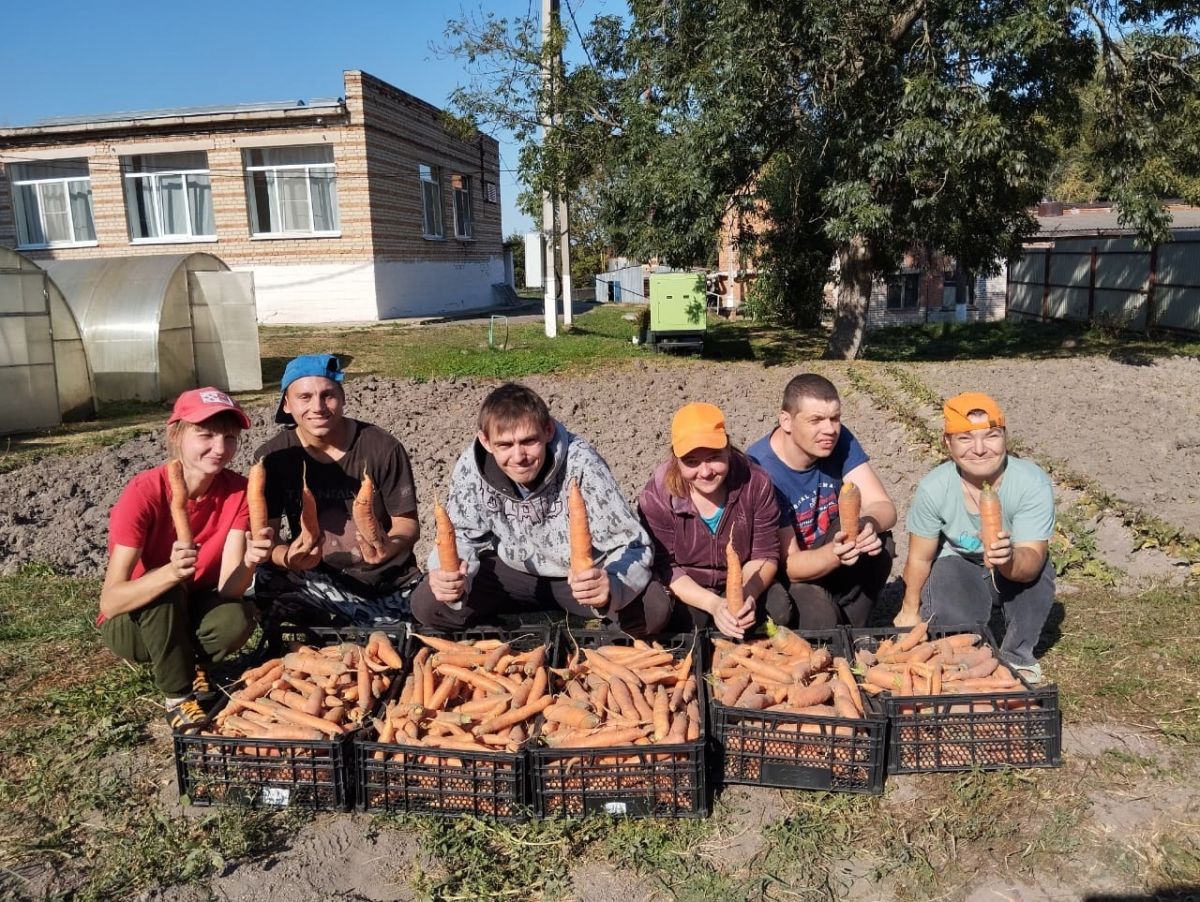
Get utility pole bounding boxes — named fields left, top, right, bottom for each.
left=540, top=0, right=558, bottom=338
left=559, top=196, right=573, bottom=325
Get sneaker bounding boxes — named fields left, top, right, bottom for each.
left=166, top=696, right=211, bottom=732
left=192, top=666, right=220, bottom=710
left=1013, top=662, right=1044, bottom=684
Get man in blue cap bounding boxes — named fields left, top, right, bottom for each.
left=252, top=354, right=421, bottom=628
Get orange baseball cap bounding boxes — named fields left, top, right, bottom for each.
left=943, top=392, right=1005, bottom=434
left=671, top=403, right=729, bottom=457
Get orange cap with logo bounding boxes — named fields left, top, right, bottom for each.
left=671, top=403, right=729, bottom=457
left=943, top=392, right=1005, bottom=434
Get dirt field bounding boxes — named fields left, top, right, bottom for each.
left=2, top=354, right=1198, bottom=900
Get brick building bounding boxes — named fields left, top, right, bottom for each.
left=0, top=70, right=504, bottom=323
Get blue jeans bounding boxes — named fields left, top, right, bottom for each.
left=918, top=553, right=1055, bottom=667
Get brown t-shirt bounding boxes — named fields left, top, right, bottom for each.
left=255, top=419, right=420, bottom=594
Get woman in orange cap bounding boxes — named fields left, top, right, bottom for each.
left=637, top=402, right=788, bottom=638
left=98, top=388, right=274, bottom=730
left=895, top=392, right=1055, bottom=683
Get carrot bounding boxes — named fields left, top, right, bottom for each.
left=241, top=460, right=268, bottom=539
left=544, top=704, right=600, bottom=730
left=434, top=499, right=461, bottom=573
left=839, top=480, right=861, bottom=542
left=166, top=459, right=192, bottom=545
left=567, top=478, right=594, bottom=576
left=979, top=481, right=1002, bottom=570
left=357, top=653, right=372, bottom=714
left=725, top=540, right=744, bottom=617
left=353, top=468, right=386, bottom=553
left=296, top=461, right=321, bottom=554
left=834, top=658, right=865, bottom=716
left=472, top=694, right=553, bottom=736
left=546, top=727, right=647, bottom=749
left=282, top=652, right=347, bottom=678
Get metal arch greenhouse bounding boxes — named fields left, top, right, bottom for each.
left=0, top=246, right=95, bottom=435
left=43, top=253, right=262, bottom=404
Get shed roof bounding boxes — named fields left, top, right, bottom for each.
left=1034, top=204, right=1200, bottom=238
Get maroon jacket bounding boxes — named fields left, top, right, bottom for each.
left=637, top=451, right=781, bottom=591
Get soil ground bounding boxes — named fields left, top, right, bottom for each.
left=2, top=353, right=1198, bottom=900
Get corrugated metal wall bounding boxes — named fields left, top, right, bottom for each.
left=1007, top=230, right=1200, bottom=334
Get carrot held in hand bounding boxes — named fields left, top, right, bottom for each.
left=725, top=540, right=744, bottom=617
left=353, top=468, right=386, bottom=553
left=434, top=499, right=460, bottom=572
left=839, top=480, right=861, bottom=543
left=296, top=461, right=321, bottom=554
left=166, top=459, right=192, bottom=545
left=568, top=478, right=593, bottom=576
left=979, top=482, right=1002, bottom=570
left=247, top=460, right=269, bottom=536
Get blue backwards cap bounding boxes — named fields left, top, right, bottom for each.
left=275, top=354, right=344, bottom=425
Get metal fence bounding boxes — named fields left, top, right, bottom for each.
left=1007, top=230, right=1200, bottom=334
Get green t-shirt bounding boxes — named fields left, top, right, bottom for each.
left=906, top=456, right=1055, bottom=562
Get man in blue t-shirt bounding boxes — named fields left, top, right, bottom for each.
left=895, top=392, right=1055, bottom=683
left=748, top=373, right=897, bottom=629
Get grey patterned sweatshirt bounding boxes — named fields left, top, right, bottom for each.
left=428, top=422, right=653, bottom=609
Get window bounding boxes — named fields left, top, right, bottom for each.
left=451, top=174, right=473, bottom=239
left=886, top=272, right=920, bottom=310
left=10, top=159, right=96, bottom=247
left=122, top=151, right=215, bottom=241
left=419, top=164, right=443, bottom=238
left=243, top=146, right=338, bottom=236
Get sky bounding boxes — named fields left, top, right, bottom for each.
left=0, top=0, right=617, bottom=237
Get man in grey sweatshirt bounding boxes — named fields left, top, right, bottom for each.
left=409, top=383, right=667, bottom=635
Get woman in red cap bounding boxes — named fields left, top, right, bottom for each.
left=98, top=388, right=273, bottom=730
left=637, top=402, right=788, bottom=638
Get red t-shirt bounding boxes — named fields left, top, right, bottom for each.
left=100, top=465, right=250, bottom=624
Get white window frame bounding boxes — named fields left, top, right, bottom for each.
left=244, top=148, right=339, bottom=238
left=419, top=164, right=444, bottom=239
left=451, top=173, right=473, bottom=240
left=10, top=162, right=97, bottom=249
left=123, top=155, right=216, bottom=243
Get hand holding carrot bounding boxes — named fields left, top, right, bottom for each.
left=829, top=530, right=861, bottom=567
left=283, top=534, right=322, bottom=571
left=849, top=518, right=884, bottom=556
left=242, top=526, right=274, bottom=569
left=429, top=560, right=467, bottom=604
left=983, top=530, right=1013, bottom=571
left=167, top=539, right=198, bottom=582
left=568, top=566, right=609, bottom=608
left=712, top=592, right=755, bottom=640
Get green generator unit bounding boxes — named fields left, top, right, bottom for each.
left=647, top=272, right=707, bottom=352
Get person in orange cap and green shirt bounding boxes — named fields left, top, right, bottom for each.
left=895, top=392, right=1055, bottom=683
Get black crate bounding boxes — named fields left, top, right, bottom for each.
left=529, top=630, right=708, bottom=818
left=848, top=625, right=1062, bottom=773
left=174, top=730, right=355, bottom=810
left=709, top=628, right=886, bottom=794
left=356, top=626, right=555, bottom=820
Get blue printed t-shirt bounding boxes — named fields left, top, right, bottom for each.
left=700, top=506, right=725, bottom=534
left=906, top=456, right=1055, bottom=562
left=747, top=427, right=869, bottom=549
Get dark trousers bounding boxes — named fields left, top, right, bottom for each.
left=919, top=553, right=1055, bottom=667
left=768, top=532, right=895, bottom=630
left=409, top=555, right=672, bottom=638
left=100, top=584, right=254, bottom=697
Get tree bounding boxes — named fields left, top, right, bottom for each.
left=445, top=2, right=1199, bottom=357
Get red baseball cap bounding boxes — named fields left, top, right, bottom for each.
left=168, top=387, right=251, bottom=430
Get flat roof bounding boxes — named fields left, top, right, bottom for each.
left=1, top=98, right=346, bottom=138
left=1034, top=204, right=1200, bottom=238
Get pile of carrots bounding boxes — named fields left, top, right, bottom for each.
left=540, top=638, right=701, bottom=749
left=855, top=621, right=1026, bottom=710
left=711, top=624, right=865, bottom=723
left=209, top=632, right=403, bottom=741
left=372, top=633, right=553, bottom=756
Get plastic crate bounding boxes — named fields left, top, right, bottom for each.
left=174, top=633, right=402, bottom=810
left=529, top=630, right=708, bottom=818
left=174, top=729, right=355, bottom=810
left=356, top=626, right=555, bottom=820
left=710, top=629, right=887, bottom=794
left=848, top=625, right=1062, bottom=774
